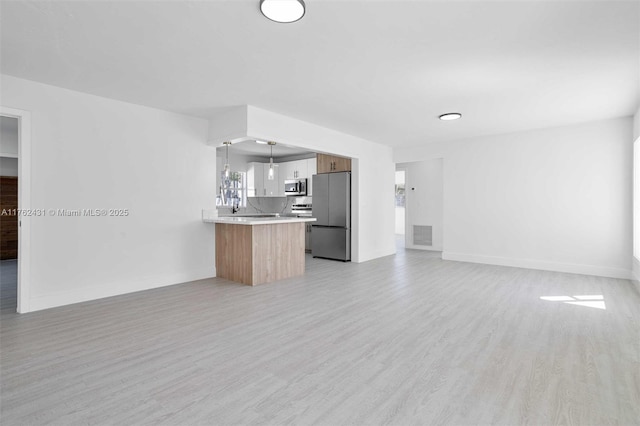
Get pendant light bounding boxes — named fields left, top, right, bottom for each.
left=267, top=141, right=276, bottom=180
left=222, top=141, right=232, bottom=178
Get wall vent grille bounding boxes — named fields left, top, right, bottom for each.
left=413, top=225, right=433, bottom=246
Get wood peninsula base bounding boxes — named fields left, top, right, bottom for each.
left=215, top=220, right=310, bottom=286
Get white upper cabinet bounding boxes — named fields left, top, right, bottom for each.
left=307, top=157, right=317, bottom=175
left=280, top=162, right=293, bottom=180
left=263, top=164, right=279, bottom=197
left=247, top=162, right=263, bottom=197
left=292, top=159, right=308, bottom=179
left=280, top=159, right=307, bottom=180
left=278, top=162, right=295, bottom=196
left=277, top=159, right=309, bottom=196
left=249, top=158, right=316, bottom=197
left=248, top=162, right=279, bottom=197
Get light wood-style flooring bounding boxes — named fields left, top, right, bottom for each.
left=1, top=245, right=639, bottom=425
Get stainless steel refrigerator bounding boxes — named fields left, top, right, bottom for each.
left=311, top=172, right=351, bottom=261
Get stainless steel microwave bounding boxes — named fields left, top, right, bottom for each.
left=284, top=178, right=307, bottom=196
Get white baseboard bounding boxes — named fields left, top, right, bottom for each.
left=405, top=244, right=442, bottom=252
left=632, top=257, right=640, bottom=291
left=27, top=266, right=216, bottom=313
left=356, top=247, right=397, bottom=263
left=442, top=252, right=632, bottom=280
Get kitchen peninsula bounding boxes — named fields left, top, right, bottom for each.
left=205, top=216, right=316, bottom=286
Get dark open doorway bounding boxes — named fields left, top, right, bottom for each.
left=0, top=116, right=19, bottom=312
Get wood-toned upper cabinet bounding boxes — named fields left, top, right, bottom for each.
left=332, top=156, right=351, bottom=173
left=317, top=153, right=351, bottom=174
left=317, top=153, right=332, bottom=174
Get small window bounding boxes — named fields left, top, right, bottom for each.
left=217, top=171, right=247, bottom=208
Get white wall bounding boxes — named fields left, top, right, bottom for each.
left=395, top=117, right=633, bottom=279
left=207, top=106, right=248, bottom=145
left=400, top=159, right=443, bottom=251
left=1, top=75, right=216, bottom=312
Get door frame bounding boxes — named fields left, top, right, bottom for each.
left=1, top=106, right=32, bottom=313
left=395, top=166, right=408, bottom=246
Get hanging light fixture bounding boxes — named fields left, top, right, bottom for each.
left=260, top=0, right=305, bottom=23
left=222, top=141, right=232, bottom=178
left=267, top=141, right=276, bottom=180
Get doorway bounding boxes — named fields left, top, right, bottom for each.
left=397, top=159, right=444, bottom=253
left=1, top=117, right=19, bottom=312
left=395, top=169, right=406, bottom=249
left=1, top=107, right=31, bottom=313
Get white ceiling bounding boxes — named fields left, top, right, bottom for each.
left=1, top=0, right=638, bottom=148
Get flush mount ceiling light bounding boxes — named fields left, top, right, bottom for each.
left=260, top=0, right=305, bottom=23
left=439, top=112, right=462, bottom=121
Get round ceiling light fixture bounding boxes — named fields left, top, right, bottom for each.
left=260, top=0, right=305, bottom=23
left=439, top=112, right=462, bottom=121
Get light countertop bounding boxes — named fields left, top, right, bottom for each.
left=204, top=216, right=316, bottom=226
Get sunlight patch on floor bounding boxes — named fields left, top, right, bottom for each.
left=540, top=295, right=606, bottom=310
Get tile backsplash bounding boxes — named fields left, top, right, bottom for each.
left=217, top=197, right=292, bottom=216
